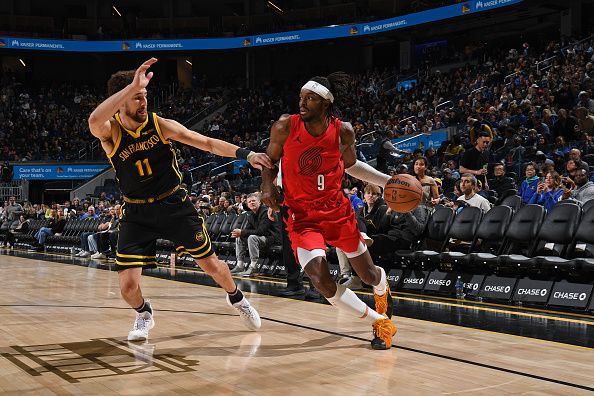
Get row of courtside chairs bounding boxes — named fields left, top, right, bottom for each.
left=395, top=199, right=594, bottom=282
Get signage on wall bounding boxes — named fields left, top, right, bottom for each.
left=0, top=0, right=523, bottom=52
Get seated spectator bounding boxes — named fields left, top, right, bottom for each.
left=456, top=174, right=492, bottom=213
left=1, top=196, right=23, bottom=234
left=344, top=187, right=364, bottom=211
left=34, top=210, right=66, bottom=250
left=489, top=163, right=517, bottom=198
left=412, top=156, right=440, bottom=208
left=568, top=148, right=589, bottom=170
left=3, top=214, right=29, bottom=248
left=576, top=107, right=594, bottom=135
left=565, top=159, right=581, bottom=181
left=529, top=171, right=563, bottom=212
left=80, top=206, right=99, bottom=220
left=518, top=162, right=540, bottom=205
left=91, top=206, right=120, bottom=259
left=563, top=168, right=594, bottom=204
left=230, top=193, right=280, bottom=277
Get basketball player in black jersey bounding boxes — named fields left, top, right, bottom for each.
left=88, top=58, right=273, bottom=341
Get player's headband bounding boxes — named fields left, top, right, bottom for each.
left=301, top=81, right=335, bottom=103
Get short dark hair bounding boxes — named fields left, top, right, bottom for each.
left=477, top=131, right=491, bottom=139
left=107, top=70, right=135, bottom=96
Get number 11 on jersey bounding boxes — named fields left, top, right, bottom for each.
left=134, top=158, right=153, bottom=177
left=317, top=174, right=325, bottom=190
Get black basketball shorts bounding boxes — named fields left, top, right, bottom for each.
left=114, top=190, right=213, bottom=271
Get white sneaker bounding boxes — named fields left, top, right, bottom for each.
left=79, top=251, right=90, bottom=258
left=127, top=310, right=155, bottom=341
left=91, top=252, right=105, bottom=259
left=226, top=294, right=261, bottom=331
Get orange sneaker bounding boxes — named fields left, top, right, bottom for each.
left=371, top=316, right=397, bottom=350
left=373, top=282, right=393, bottom=319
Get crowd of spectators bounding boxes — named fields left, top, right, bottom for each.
left=3, top=33, right=594, bottom=268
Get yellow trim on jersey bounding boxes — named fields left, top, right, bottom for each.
left=115, top=260, right=158, bottom=266
left=153, top=113, right=170, bottom=144
left=114, top=112, right=150, bottom=139
left=169, top=145, right=183, bottom=182
left=116, top=253, right=156, bottom=259
left=107, top=126, right=122, bottom=159
left=152, top=112, right=182, bottom=182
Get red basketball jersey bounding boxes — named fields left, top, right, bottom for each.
left=282, top=114, right=344, bottom=210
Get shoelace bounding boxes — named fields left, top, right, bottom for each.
left=133, top=314, right=149, bottom=331
left=236, top=303, right=255, bottom=319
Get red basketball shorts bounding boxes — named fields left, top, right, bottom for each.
left=285, top=194, right=363, bottom=258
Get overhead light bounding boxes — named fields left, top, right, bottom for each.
left=267, top=1, right=283, bottom=14
left=185, top=59, right=193, bottom=66
left=19, top=59, right=26, bottom=67
left=112, top=5, right=122, bottom=17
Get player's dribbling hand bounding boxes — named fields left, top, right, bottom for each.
left=261, top=186, right=281, bottom=212
left=132, top=58, right=158, bottom=90
left=247, top=152, right=274, bottom=171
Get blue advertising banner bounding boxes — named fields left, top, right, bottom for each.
left=393, top=130, right=449, bottom=152
left=13, top=164, right=110, bottom=180
left=0, top=0, right=522, bottom=52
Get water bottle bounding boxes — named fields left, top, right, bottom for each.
left=455, top=276, right=464, bottom=300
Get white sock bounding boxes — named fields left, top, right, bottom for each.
left=327, top=283, right=383, bottom=323
left=236, top=261, right=245, bottom=268
left=250, top=260, right=258, bottom=268
left=373, top=266, right=387, bottom=296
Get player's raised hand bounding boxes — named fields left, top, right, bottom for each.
left=247, top=152, right=274, bottom=170
left=133, top=58, right=158, bottom=90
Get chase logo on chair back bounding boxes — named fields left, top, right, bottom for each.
left=480, top=275, right=517, bottom=300
left=401, top=270, right=429, bottom=290
left=386, top=269, right=403, bottom=288
left=512, top=278, right=553, bottom=304
left=423, top=271, right=457, bottom=293
left=548, top=282, right=593, bottom=308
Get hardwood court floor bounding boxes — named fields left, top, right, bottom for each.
left=0, top=255, right=593, bottom=395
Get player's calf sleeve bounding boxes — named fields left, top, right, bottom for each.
left=327, top=283, right=383, bottom=323
left=373, top=266, right=387, bottom=297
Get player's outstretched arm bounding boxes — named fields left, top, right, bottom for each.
left=88, top=57, right=157, bottom=141
left=341, top=122, right=391, bottom=187
left=157, top=116, right=273, bottom=170
left=261, top=114, right=290, bottom=211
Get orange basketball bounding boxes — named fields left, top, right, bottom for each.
left=384, top=174, right=423, bottom=213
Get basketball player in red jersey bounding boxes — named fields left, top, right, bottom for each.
left=261, top=73, right=396, bottom=350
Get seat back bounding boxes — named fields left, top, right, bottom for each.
left=474, top=205, right=513, bottom=254
left=568, top=208, right=594, bottom=258
left=502, top=204, right=545, bottom=255
left=447, top=206, right=482, bottom=242
left=205, top=213, right=216, bottom=232
left=532, top=202, right=581, bottom=257
left=217, top=213, right=238, bottom=241
left=209, top=213, right=226, bottom=239
left=422, top=206, right=455, bottom=251
left=499, top=194, right=521, bottom=212
left=582, top=199, right=594, bottom=214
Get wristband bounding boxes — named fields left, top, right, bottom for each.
left=236, top=147, right=253, bottom=160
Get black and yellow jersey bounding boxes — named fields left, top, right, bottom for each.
left=107, top=112, right=182, bottom=199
